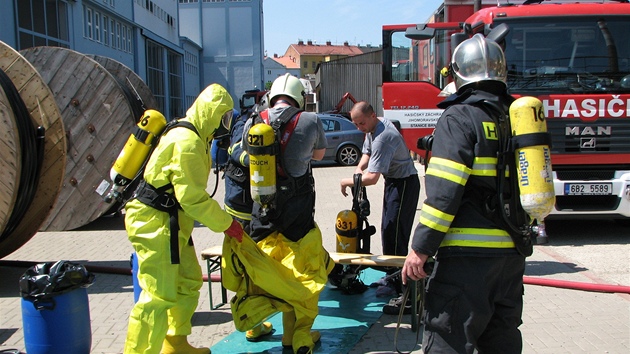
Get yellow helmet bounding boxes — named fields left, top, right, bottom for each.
left=269, top=73, right=305, bottom=108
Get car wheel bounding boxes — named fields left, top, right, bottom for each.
left=337, top=145, right=360, bottom=166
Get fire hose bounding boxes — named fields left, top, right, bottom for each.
left=2, top=259, right=629, bottom=294
left=0, top=260, right=222, bottom=283
left=523, top=276, right=630, bottom=294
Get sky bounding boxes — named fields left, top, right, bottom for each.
left=263, top=0, right=444, bottom=56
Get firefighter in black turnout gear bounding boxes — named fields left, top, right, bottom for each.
left=402, top=34, right=530, bottom=353
left=224, top=108, right=254, bottom=230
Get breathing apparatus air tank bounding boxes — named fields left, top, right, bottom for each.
left=335, top=210, right=359, bottom=253
left=104, top=110, right=167, bottom=203
left=509, top=96, right=555, bottom=242
left=248, top=123, right=277, bottom=209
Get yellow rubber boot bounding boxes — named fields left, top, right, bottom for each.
left=281, top=311, right=296, bottom=348
left=310, top=331, right=321, bottom=344
left=246, top=321, right=274, bottom=342
left=282, top=311, right=320, bottom=350
left=161, top=335, right=210, bottom=354
left=294, top=331, right=320, bottom=354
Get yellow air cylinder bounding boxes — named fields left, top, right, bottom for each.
left=336, top=210, right=358, bottom=253
left=111, top=110, right=167, bottom=186
left=248, top=123, right=276, bottom=206
left=509, top=97, right=555, bottom=221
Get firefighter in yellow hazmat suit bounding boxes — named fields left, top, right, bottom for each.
left=123, top=84, right=244, bottom=354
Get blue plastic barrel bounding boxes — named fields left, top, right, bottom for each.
left=21, top=287, right=92, bottom=354
left=131, top=252, right=141, bottom=302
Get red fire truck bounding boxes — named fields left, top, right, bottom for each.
left=382, top=0, right=630, bottom=223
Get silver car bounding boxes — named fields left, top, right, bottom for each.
left=318, top=113, right=364, bottom=166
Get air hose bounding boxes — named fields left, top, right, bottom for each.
left=0, top=68, right=45, bottom=241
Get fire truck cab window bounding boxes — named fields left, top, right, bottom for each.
left=502, top=17, right=629, bottom=94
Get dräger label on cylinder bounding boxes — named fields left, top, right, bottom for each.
left=518, top=151, right=529, bottom=187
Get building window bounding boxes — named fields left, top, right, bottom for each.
left=85, top=7, right=93, bottom=39
left=123, top=24, right=129, bottom=52
left=127, top=27, right=133, bottom=54
left=103, top=16, right=109, bottom=46
left=168, top=50, right=184, bottom=119
left=110, top=19, right=115, bottom=46
left=80, top=4, right=131, bottom=53
left=312, top=61, right=316, bottom=69
left=147, top=40, right=166, bottom=113
left=303, top=61, right=307, bottom=69
left=186, top=95, right=196, bottom=109
left=147, top=41, right=184, bottom=119
left=94, top=11, right=101, bottom=42
left=140, top=0, right=177, bottom=28
left=184, top=49, right=198, bottom=76
left=16, top=0, right=70, bottom=50
left=116, top=22, right=121, bottom=49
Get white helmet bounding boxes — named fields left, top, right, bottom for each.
left=269, top=73, right=305, bottom=108
left=451, top=33, right=507, bottom=91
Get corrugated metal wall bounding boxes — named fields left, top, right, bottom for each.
left=316, top=51, right=383, bottom=116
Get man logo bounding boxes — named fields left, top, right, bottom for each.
left=581, top=138, right=596, bottom=149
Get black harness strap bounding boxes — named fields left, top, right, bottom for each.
left=479, top=100, right=535, bottom=256
left=243, top=106, right=308, bottom=214
left=512, top=131, right=553, bottom=150
left=134, top=180, right=183, bottom=264
left=244, top=106, right=302, bottom=157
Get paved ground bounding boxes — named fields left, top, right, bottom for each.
left=1, top=162, right=629, bottom=353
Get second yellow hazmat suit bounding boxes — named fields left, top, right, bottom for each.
left=124, top=84, right=238, bottom=354
left=223, top=226, right=334, bottom=353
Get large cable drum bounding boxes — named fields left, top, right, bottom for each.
left=0, top=83, right=20, bottom=238
left=86, top=54, right=158, bottom=122
left=0, top=41, right=66, bottom=258
left=86, top=55, right=158, bottom=215
left=20, top=46, right=137, bottom=231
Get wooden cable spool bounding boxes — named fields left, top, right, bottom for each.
left=0, top=84, right=20, bottom=236
left=86, top=55, right=159, bottom=215
left=0, top=41, right=66, bottom=258
left=86, top=54, right=158, bottom=118
left=20, top=47, right=137, bottom=231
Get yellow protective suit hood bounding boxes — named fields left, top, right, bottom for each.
left=185, top=83, right=234, bottom=141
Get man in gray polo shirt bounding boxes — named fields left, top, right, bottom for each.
left=340, top=101, right=420, bottom=313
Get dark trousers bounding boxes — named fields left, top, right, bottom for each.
left=423, top=255, right=526, bottom=354
left=381, top=174, right=420, bottom=257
